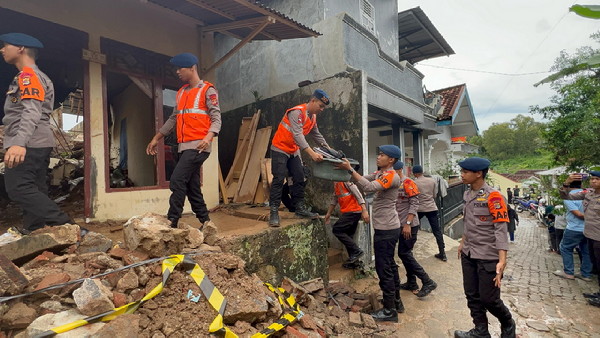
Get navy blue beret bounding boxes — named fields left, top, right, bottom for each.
left=393, top=161, right=404, bottom=170
left=0, top=33, right=43, bottom=48
left=379, top=145, right=401, bottom=159
left=412, top=165, right=423, bottom=174
left=169, top=53, right=198, bottom=68
left=313, top=89, right=330, bottom=105
left=458, top=157, right=491, bottom=171
left=589, top=170, right=600, bottom=178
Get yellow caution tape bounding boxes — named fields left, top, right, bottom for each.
left=33, top=255, right=302, bottom=338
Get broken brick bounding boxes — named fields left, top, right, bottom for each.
left=285, top=325, right=308, bottom=338
left=35, top=272, right=71, bottom=291
left=112, top=292, right=128, bottom=308
left=348, top=311, right=363, bottom=327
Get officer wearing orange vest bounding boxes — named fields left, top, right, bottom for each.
left=324, top=181, right=369, bottom=265
left=146, top=53, right=221, bottom=228
left=268, top=89, right=331, bottom=226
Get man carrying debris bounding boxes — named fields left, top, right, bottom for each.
left=394, top=162, right=437, bottom=298
left=454, top=157, right=515, bottom=338
left=0, top=33, right=72, bottom=233
left=336, top=145, right=403, bottom=322
left=268, top=89, right=331, bottom=227
left=412, top=165, right=447, bottom=261
left=146, top=53, right=221, bottom=228
left=324, top=180, right=369, bottom=267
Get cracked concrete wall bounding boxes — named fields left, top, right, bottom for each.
left=219, top=71, right=364, bottom=214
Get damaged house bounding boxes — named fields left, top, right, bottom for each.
left=0, top=0, right=319, bottom=220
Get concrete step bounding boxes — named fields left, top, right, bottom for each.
left=328, top=248, right=344, bottom=266
left=328, top=261, right=358, bottom=284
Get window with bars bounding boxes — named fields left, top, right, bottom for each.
left=360, top=0, right=375, bottom=34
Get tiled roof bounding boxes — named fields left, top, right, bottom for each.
left=432, top=84, right=465, bottom=121
left=498, top=170, right=542, bottom=182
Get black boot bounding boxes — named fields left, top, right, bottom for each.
left=371, top=308, right=398, bottom=322
left=416, top=279, right=437, bottom=298
left=269, top=207, right=280, bottom=227
left=394, top=291, right=405, bottom=313
left=168, top=218, right=179, bottom=228
left=500, top=318, right=516, bottom=338
left=435, top=252, right=448, bottom=261
left=346, top=250, right=364, bottom=263
left=294, top=202, right=318, bottom=219
left=454, top=325, right=491, bottom=338
left=399, top=281, right=419, bottom=291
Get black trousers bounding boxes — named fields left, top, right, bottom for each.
left=461, top=253, right=512, bottom=326
left=418, top=210, right=445, bottom=253
left=332, top=212, right=361, bottom=256
left=167, top=150, right=210, bottom=222
left=398, top=226, right=432, bottom=285
left=269, top=150, right=305, bottom=209
left=4, top=147, right=71, bottom=231
left=374, top=228, right=401, bottom=308
left=589, top=238, right=600, bottom=287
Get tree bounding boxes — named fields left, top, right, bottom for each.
left=478, top=115, right=543, bottom=161
left=530, top=31, right=600, bottom=169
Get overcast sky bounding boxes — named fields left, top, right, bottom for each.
left=398, top=0, right=599, bottom=132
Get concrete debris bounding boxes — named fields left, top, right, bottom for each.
left=123, top=213, right=188, bottom=257
left=0, top=224, right=80, bottom=264
left=25, top=309, right=105, bottom=338
left=76, top=231, right=113, bottom=254
left=73, top=278, right=114, bottom=316
left=94, top=314, right=140, bottom=338
left=202, top=220, right=219, bottom=246
left=0, top=254, right=29, bottom=295
left=1, top=302, right=37, bottom=329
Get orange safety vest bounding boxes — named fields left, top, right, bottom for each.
left=271, top=104, right=317, bottom=154
left=175, top=81, right=214, bottom=143
left=334, top=182, right=363, bottom=213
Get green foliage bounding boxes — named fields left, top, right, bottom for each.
left=478, top=115, right=544, bottom=161
left=489, top=152, right=554, bottom=173
left=570, top=4, right=600, bottom=19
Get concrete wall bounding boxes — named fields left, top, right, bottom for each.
left=4, top=0, right=220, bottom=220
left=219, top=71, right=364, bottom=213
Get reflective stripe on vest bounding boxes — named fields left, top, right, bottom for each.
left=175, top=81, right=214, bottom=143
left=271, top=104, right=316, bottom=154
left=334, top=182, right=362, bottom=213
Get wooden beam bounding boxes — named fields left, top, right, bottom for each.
left=219, top=30, right=245, bottom=40
left=231, top=0, right=318, bottom=37
left=257, top=30, right=281, bottom=42
left=201, top=17, right=274, bottom=76
left=201, top=16, right=272, bottom=33
left=185, top=0, right=236, bottom=20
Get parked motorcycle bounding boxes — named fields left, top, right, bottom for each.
left=514, top=197, right=538, bottom=214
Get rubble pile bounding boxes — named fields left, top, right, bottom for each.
left=0, top=213, right=394, bottom=337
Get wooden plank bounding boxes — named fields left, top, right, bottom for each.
left=260, top=158, right=269, bottom=192
left=234, top=110, right=261, bottom=199
left=218, top=163, right=229, bottom=204
left=253, top=182, right=266, bottom=204
left=265, top=158, right=273, bottom=189
left=234, top=126, right=272, bottom=203
left=224, top=117, right=253, bottom=187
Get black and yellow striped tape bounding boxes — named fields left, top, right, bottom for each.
left=33, top=255, right=303, bottom=338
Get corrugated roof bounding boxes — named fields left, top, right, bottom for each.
left=432, top=84, right=465, bottom=120
left=147, top=0, right=320, bottom=40
left=398, top=7, right=454, bottom=64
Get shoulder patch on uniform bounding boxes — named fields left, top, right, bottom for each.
left=209, top=93, right=218, bottom=106
left=376, top=171, right=395, bottom=189
left=488, top=191, right=508, bottom=223
left=18, top=67, right=45, bottom=101
left=403, top=179, right=420, bottom=197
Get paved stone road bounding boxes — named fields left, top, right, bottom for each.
left=351, top=215, right=600, bottom=337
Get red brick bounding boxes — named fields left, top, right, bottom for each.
left=350, top=305, right=362, bottom=313
left=112, top=291, right=128, bottom=308
left=285, top=325, right=308, bottom=338
left=123, top=251, right=149, bottom=266
left=33, top=251, right=56, bottom=262
left=35, top=272, right=70, bottom=291
left=298, top=314, right=320, bottom=331
left=108, top=247, right=129, bottom=259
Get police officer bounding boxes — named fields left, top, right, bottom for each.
left=1, top=33, right=73, bottom=233
left=146, top=53, right=221, bottom=228
left=268, top=90, right=331, bottom=226
left=394, top=162, right=437, bottom=298
left=324, top=179, right=369, bottom=266
left=336, top=145, right=403, bottom=322
left=455, top=157, right=515, bottom=338
left=413, top=165, right=447, bottom=261
left=561, top=171, right=600, bottom=307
